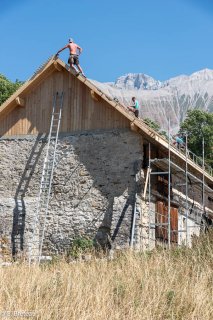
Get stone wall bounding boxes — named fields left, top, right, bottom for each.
left=0, top=129, right=143, bottom=257
left=0, top=128, right=211, bottom=259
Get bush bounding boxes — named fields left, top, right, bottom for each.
left=67, top=237, right=94, bottom=259
left=0, top=74, right=24, bottom=105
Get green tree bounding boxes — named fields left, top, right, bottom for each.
left=179, top=110, right=213, bottom=167
left=0, top=74, right=23, bottom=105
left=143, top=118, right=168, bottom=140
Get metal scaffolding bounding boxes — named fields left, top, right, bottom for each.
left=145, top=120, right=213, bottom=249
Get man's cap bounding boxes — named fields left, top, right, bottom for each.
left=69, top=38, right=74, bottom=43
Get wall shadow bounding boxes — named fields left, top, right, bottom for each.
left=11, top=134, right=47, bottom=257
left=63, top=132, right=142, bottom=249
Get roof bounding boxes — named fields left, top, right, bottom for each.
left=1, top=56, right=213, bottom=187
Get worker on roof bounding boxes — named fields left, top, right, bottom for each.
left=56, top=38, right=85, bottom=76
left=127, top=97, right=140, bottom=118
left=173, top=134, right=185, bottom=150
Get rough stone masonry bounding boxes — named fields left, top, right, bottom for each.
left=0, top=129, right=143, bottom=257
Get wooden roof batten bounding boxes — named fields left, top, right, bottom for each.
left=0, top=56, right=212, bottom=187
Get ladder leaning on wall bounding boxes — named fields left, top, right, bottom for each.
left=29, top=91, right=64, bottom=264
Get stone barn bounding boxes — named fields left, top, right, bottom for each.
left=0, top=57, right=212, bottom=259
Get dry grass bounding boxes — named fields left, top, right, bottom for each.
left=0, top=233, right=213, bottom=320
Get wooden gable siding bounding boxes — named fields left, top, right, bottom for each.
left=0, top=70, right=130, bottom=136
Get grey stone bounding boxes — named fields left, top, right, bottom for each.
left=0, top=130, right=143, bottom=256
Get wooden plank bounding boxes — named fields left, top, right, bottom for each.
left=61, top=71, right=68, bottom=132
left=171, top=207, right=178, bottom=243
left=156, top=201, right=168, bottom=241
left=143, top=167, right=151, bottom=199
left=67, top=73, right=72, bottom=131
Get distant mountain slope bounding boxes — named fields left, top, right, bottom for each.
left=91, top=69, right=213, bottom=133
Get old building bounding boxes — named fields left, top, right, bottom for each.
left=0, top=57, right=212, bottom=259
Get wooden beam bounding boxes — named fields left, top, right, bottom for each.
left=53, top=61, right=62, bottom=72
left=15, top=97, right=25, bottom=107
left=90, top=90, right=100, bottom=102
left=143, top=167, right=151, bottom=199
left=130, top=122, right=139, bottom=132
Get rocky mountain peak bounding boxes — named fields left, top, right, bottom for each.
left=190, top=68, right=213, bottom=81
left=114, top=73, right=164, bottom=90
left=91, top=68, right=213, bottom=134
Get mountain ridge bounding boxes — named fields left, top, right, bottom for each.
left=91, top=68, right=213, bottom=133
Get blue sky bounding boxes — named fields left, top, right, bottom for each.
left=0, top=0, right=213, bottom=83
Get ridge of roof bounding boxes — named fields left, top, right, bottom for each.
left=29, top=55, right=54, bottom=81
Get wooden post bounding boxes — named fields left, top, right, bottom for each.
left=143, top=167, right=151, bottom=199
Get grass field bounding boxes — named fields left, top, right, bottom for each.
left=0, top=232, right=212, bottom=320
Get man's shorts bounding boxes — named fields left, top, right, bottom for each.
left=68, top=54, right=79, bottom=65
left=134, top=109, right=139, bottom=118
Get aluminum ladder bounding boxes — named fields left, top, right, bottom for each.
left=29, top=92, right=64, bottom=263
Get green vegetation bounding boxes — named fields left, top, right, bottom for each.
left=179, top=109, right=213, bottom=167
left=0, top=231, right=212, bottom=319
left=144, top=111, right=213, bottom=168
left=67, top=236, right=94, bottom=258
left=0, top=74, right=24, bottom=105
left=143, top=118, right=168, bottom=139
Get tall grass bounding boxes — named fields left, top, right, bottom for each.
left=0, top=232, right=212, bottom=320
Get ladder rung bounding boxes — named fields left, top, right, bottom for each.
left=150, top=172, right=169, bottom=175
left=150, top=223, right=169, bottom=226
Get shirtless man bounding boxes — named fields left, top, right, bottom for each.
left=56, top=38, right=85, bottom=76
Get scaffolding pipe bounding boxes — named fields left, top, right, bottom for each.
left=202, top=137, right=205, bottom=216
left=130, top=171, right=138, bottom=248
left=168, top=118, right=171, bottom=248
left=148, top=143, right=151, bottom=249
left=185, top=133, right=189, bottom=245
left=146, top=124, right=210, bottom=250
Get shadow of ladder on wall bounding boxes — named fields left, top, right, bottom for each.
left=28, top=92, right=64, bottom=264
left=12, top=134, right=47, bottom=258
